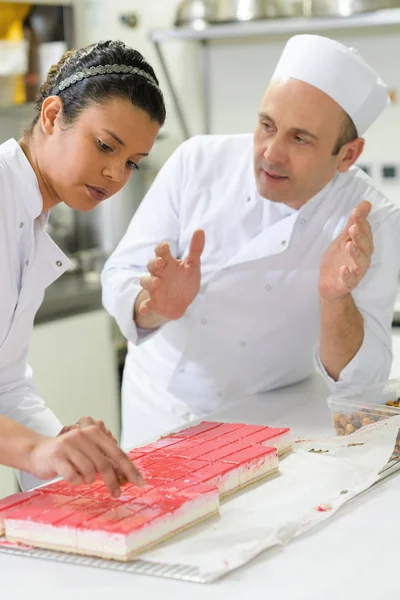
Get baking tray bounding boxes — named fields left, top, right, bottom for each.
left=1, top=457, right=399, bottom=583
left=0, top=543, right=214, bottom=583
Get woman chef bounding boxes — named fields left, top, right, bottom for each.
left=0, top=40, right=165, bottom=496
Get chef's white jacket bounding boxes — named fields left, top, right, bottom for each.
left=102, top=134, right=400, bottom=448
left=0, top=139, right=70, bottom=489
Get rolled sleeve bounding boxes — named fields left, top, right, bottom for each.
left=101, top=271, right=158, bottom=345
left=315, top=320, right=392, bottom=392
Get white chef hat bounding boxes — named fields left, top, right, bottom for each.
left=272, top=34, right=389, bottom=135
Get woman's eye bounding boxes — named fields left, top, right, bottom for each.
left=97, top=139, right=113, bottom=152
left=127, top=160, right=139, bottom=171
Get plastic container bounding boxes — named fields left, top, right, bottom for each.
left=327, top=379, right=400, bottom=455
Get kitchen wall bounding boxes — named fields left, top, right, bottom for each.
left=77, top=1, right=400, bottom=208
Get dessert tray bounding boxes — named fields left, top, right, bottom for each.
left=0, top=419, right=399, bottom=583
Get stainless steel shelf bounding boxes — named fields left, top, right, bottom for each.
left=149, top=8, right=400, bottom=139
left=151, top=9, right=400, bottom=43
left=4, top=0, right=74, bottom=5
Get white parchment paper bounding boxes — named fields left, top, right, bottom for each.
left=140, top=415, right=400, bottom=580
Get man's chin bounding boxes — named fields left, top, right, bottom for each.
left=256, top=182, right=287, bottom=203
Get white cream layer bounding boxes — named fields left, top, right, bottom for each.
left=5, top=491, right=219, bottom=560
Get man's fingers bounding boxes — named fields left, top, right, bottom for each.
left=349, top=224, right=374, bottom=258
left=187, top=230, right=205, bottom=264
left=154, top=241, right=172, bottom=263
left=140, top=274, right=161, bottom=292
left=346, top=240, right=370, bottom=271
left=147, top=256, right=164, bottom=276
left=352, top=200, right=372, bottom=220
left=138, top=299, right=151, bottom=315
left=341, top=212, right=356, bottom=241
left=339, top=264, right=358, bottom=290
left=353, top=212, right=372, bottom=239
left=341, top=201, right=372, bottom=242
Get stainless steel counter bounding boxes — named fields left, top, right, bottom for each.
left=3, top=374, right=400, bottom=599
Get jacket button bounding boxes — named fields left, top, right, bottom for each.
left=281, top=240, right=286, bottom=246
left=19, top=222, right=24, bottom=228
left=201, top=318, right=208, bottom=325
left=265, top=284, right=272, bottom=291
left=299, top=219, right=307, bottom=225
left=239, top=340, right=247, bottom=347
left=56, top=260, right=63, bottom=267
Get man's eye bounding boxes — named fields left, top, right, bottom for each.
left=294, top=136, right=307, bottom=144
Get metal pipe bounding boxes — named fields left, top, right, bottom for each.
left=153, top=41, right=191, bottom=140
left=200, top=40, right=212, bottom=134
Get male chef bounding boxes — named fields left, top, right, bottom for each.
left=102, top=34, right=400, bottom=448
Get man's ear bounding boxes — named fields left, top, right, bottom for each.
left=41, top=96, right=63, bottom=135
left=337, top=138, right=365, bottom=173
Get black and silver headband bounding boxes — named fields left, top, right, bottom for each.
left=51, top=64, right=159, bottom=95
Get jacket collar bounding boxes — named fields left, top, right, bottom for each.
left=1, top=139, right=43, bottom=220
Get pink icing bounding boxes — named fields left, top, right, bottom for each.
left=221, top=445, right=277, bottom=465
left=169, top=422, right=222, bottom=438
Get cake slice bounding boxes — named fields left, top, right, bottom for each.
left=3, top=486, right=220, bottom=561
left=237, top=427, right=292, bottom=455
left=161, top=439, right=223, bottom=460
left=4, top=495, right=128, bottom=553
left=75, top=486, right=220, bottom=560
left=39, top=479, right=106, bottom=497
left=199, top=441, right=251, bottom=463
left=168, top=421, right=222, bottom=438
left=0, top=491, right=40, bottom=536
left=3, top=493, right=81, bottom=548
left=190, top=423, right=248, bottom=442
left=177, top=461, right=241, bottom=496
left=127, top=437, right=185, bottom=459
left=221, top=445, right=279, bottom=487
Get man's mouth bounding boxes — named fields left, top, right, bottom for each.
left=85, top=185, right=110, bottom=202
left=264, top=170, right=289, bottom=181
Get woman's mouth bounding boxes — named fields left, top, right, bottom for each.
left=85, top=185, right=109, bottom=202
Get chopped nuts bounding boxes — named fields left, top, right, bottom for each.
left=332, top=396, right=400, bottom=456
left=333, top=412, right=341, bottom=423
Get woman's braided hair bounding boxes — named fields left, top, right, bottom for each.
left=28, top=40, right=166, bottom=131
